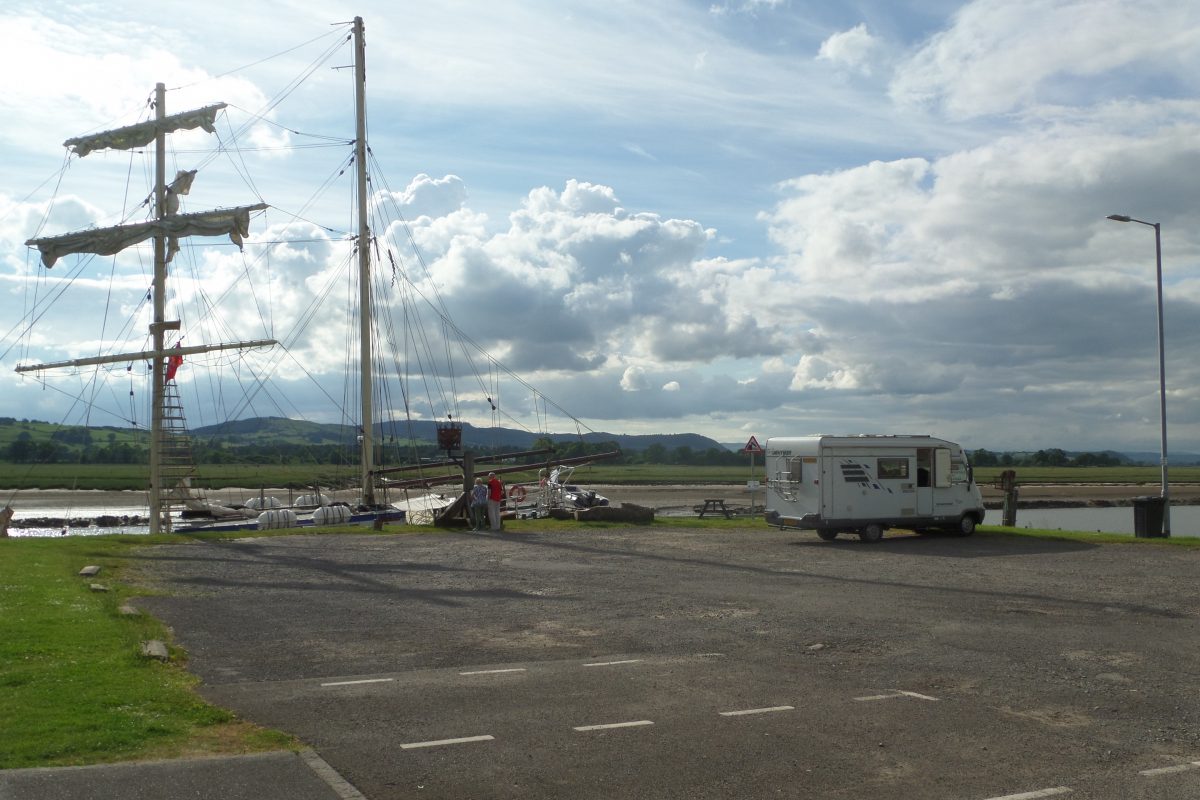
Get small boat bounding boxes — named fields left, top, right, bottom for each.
left=549, top=465, right=610, bottom=509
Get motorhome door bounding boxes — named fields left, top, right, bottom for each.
left=915, top=448, right=934, bottom=515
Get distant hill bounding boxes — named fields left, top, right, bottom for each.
left=191, top=416, right=725, bottom=453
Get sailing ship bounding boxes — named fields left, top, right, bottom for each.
left=13, top=18, right=615, bottom=534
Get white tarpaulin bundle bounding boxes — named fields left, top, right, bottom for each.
left=63, top=104, right=227, bottom=157
left=26, top=203, right=268, bottom=268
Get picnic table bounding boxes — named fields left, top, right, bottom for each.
left=698, top=499, right=731, bottom=519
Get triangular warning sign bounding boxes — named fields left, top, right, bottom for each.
left=742, top=435, right=763, bottom=453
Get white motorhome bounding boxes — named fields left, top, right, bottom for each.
left=763, top=435, right=985, bottom=542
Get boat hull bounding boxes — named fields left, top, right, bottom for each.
left=175, top=508, right=405, bottom=534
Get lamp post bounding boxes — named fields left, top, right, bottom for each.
left=1107, top=214, right=1170, bottom=536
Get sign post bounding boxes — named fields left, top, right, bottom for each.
left=741, top=436, right=764, bottom=515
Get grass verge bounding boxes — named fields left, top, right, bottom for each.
left=0, top=534, right=295, bottom=769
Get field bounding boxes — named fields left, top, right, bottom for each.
left=1, top=462, right=1199, bottom=491
left=0, top=420, right=145, bottom=449
left=0, top=463, right=364, bottom=491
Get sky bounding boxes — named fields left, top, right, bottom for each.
left=2, top=0, right=1200, bottom=456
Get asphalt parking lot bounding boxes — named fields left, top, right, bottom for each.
left=130, top=526, right=1200, bottom=799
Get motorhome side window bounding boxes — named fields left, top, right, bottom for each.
left=949, top=458, right=969, bottom=484
left=877, top=457, right=909, bottom=479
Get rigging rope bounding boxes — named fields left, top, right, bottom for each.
left=170, top=26, right=350, bottom=90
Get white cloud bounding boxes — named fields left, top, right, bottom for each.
left=411, top=179, right=782, bottom=373
left=620, top=365, right=650, bottom=391
left=662, top=381, right=681, bottom=391
left=762, top=100, right=1200, bottom=304
left=382, top=174, right=468, bottom=220
left=0, top=13, right=284, bottom=159
left=817, top=24, right=884, bottom=76
left=890, top=0, right=1200, bottom=118
left=709, top=0, right=786, bottom=15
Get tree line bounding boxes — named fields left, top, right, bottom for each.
left=3, top=432, right=751, bottom=467
left=0, top=438, right=1129, bottom=469
left=969, top=448, right=1124, bottom=467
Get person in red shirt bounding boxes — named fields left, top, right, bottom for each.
left=486, top=472, right=504, bottom=531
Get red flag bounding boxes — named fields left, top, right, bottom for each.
left=166, top=342, right=184, bottom=382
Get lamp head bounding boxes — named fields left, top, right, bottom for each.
left=1107, top=214, right=1132, bottom=222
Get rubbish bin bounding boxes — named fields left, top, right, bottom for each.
left=1131, top=495, right=1166, bottom=538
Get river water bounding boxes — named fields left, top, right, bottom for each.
left=984, top=505, right=1199, bottom=537
left=7, top=503, right=1199, bottom=538
left=8, top=503, right=151, bottom=537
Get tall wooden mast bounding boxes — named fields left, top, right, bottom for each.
left=149, top=82, right=169, bottom=533
left=353, top=16, right=375, bottom=507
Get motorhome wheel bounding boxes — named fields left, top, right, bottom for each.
left=859, top=523, right=884, bottom=543
left=958, top=515, right=977, bottom=537
left=817, top=530, right=838, bottom=541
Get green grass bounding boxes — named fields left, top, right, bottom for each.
left=0, top=534, right=294, bottom=769
left=973, top=465, right=1200, bottom=484
left=0, top=421, right=145, bottom=450
left=0, top=463, right=367, bottom=491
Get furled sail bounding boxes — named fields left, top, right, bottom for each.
left=25, top=203, right=268, bottom=268
left=63, top=103, right=227, bottom=157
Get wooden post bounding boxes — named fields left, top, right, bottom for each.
left=742, top=436, right=763, bottom=515
left=1000, top=469, right=1018, bottom=527
left=749, top=450, right=757, bottom=514
left=462, top=452, right=475, bottom=494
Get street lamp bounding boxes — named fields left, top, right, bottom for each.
left=1107, top=214, right=1170, bottom=536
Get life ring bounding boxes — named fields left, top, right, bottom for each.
left=508, top=485, right=527, bottom=502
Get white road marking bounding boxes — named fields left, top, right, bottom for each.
left=400, top=735, right=495, bottom=750
left=573, top=720, right=654, bottom=732
left=853, top=690, right=938, bottom=702
left=719, top=705, right=795, bottom=717
left=320, top=678, right=394, bottom=687
left=459, top=668, right=527, bottom=675
left=981, top=788, right=1072, bottom=800
left=299, top=749, right=369, bottom=800
left=1139, top=760, right=1200, bottom=776
left=583, top=659, right=643, bottom=667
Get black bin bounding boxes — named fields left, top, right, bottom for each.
left=1131, top=495, right=1166, bottom=538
